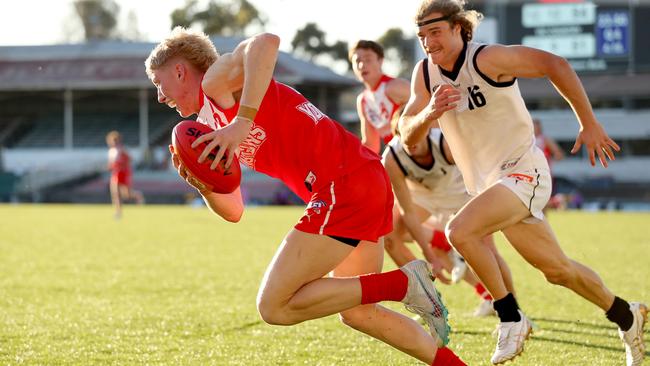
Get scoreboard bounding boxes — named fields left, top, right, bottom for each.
left=501, top=1, right=650, bottom=74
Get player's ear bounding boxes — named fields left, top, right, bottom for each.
left=175, top=63, right=186, bottom=81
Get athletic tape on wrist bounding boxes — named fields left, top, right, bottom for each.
left=237, top=105, right=258, bottom=121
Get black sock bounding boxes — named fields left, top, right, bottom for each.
left=493, top=293, right=521, bottom=322
left=606, top=296, right=633, bottom=331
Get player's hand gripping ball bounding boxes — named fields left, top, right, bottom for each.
left=171, top=120, right=242, bottom=194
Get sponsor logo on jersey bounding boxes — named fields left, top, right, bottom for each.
left=500, top=158, right=520, bottom=171
left=304, top=171, right=317, bottom=192
left=297, top=102, right=326, bottom=124
left=306, top=199, right=327, bottom=215
left=238, top=125, right=267, bottom=169
left=301, top=199, right=328, bottom=223
left=363, top=98, right=391, bottom=129
left=199, top=98, right=267, bottom=169
left=508, top=173, right=534, bottom=184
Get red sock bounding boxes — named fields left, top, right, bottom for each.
left=475, top=283, right=493, bottom=301
left=432, top=347, right=467, bottom=366
left=359, top=269, right=408, bottom=304
left=430, top=230, right=452, bottom=252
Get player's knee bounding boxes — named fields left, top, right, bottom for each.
left=541, top=260, right=574, bottom=286
left=256, top=296, right=295, bottom=326
left=338, top=305, right=374, bottom=330
left=445, top=220, right=474, bottom=253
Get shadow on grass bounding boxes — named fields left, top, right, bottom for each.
left=532, top=335, right=649, bottom=357
left=531, top=317, right=614, bottom=331
left=222, top=320, right=264, bottom=333
left=454, top=318, right=649, bottom=356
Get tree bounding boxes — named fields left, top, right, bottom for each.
left=291, top=23, right=350, bottom=71
left=291, top=23, right=328, bottom=60
left=378, top=28, right=417, bottom=77
left=170, top=0, right=265, bottom=36
left=328, top=40, right=351, bottom=70
left=74, top=0, right=120, bottom=41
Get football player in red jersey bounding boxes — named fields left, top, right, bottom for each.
left=533, top=118, right=564, bottom=169
left=105, top=131, right=144, bottom=219
left=145, top=27, right=466, bottom=366
left=350, top=40, right=410, bottom=154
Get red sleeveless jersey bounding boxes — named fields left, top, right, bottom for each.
left=197, top=79, right=379, bottom=202
left=108, top=147, right=131, bottom=174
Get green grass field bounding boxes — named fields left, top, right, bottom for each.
left=0, top=204, right=648, bottom=365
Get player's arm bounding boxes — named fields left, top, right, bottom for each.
left=356, top=93, right=380, bottom=153
left=170, top=145, right=243, bottom=222
left=399, top=60, right=458, bottom=146
left=385, top=77, right=411, bottom=106
left=478, top=44, right=620, bottom=167
left=200, top=189, right=244, bottom=223
left=385, top=78, right=410, bottom=136
left=195, top=33, right=281, bottom=168
left=381, top=149, right=446, bottom=273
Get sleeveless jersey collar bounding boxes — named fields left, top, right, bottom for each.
left=438, top=41, right=467, bottom=81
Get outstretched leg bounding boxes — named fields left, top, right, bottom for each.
left=256, top=229, right=465, bottom=365
left=333, top=239, right=441, bottom=364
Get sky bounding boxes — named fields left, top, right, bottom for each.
left=0, top=0, right=421, bottom=52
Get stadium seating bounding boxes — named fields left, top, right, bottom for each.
left=13, top=116, right=64, bottom=148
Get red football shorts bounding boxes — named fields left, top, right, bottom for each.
left=111, top=170, right=132, bottom=186
left=295, top=160, right=393, bottom=243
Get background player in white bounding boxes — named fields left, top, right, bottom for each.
left=399, top=0, right=646, bottom=364
left=350, top=40, right=410, bottom=154
left=382, top=126, right=515, bottom=317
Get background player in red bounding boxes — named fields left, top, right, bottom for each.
left=350, top=40, right=410, bottom=154
left=534, top=118, right=564, bottom=168
left=105, top=130, right=144, bottom=219
left=145, top=27, right=465, bottom=365
left=533, top=118, right=565, bottom=211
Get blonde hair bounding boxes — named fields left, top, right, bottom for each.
left=145, top=26, right=219, bottom=78
left=415, top=0, right=483, bottom=42
left=106, top=130, right=121, bottom=146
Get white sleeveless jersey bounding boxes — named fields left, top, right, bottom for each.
left=387, top=128, right=468, bottom=205
left=107, top=147, right=119, bottom=165
left=424, top=42, right=545, bottom=195
left=361, top=75, right=399, bottom=138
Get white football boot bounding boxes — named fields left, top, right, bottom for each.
left=449, top=250, right=467, bottom=284
left=619, top=302, right=648, bottom=366
left=400, top=259, right=451, bottom=347
left=491, top=310, right=532, bottom=364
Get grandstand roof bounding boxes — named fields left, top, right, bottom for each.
left=0, top=37, right=356, bottom=91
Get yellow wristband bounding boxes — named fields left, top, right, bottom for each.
left=237, top=105, right=258, bottom=121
